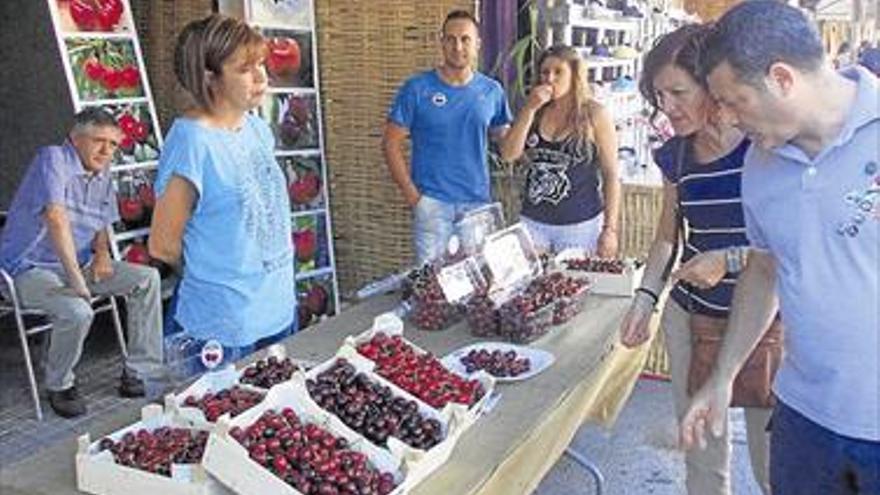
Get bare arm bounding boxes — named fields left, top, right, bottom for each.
left=382, top=121, right=420, bottom=207
left=90, top=228, right=114, bottom=282
left=498, top=84, right=551, bottom=162
left=44, top=204, right=89, bottom=298
left=91, top=228, right=112, bottom=259
left=148, top=175, right=196, bottom=267
left=619, top=180, right=678, bottom=347
left=592, top=103, right=621, bottom=235
left=680, top=250, right=779, bottom=448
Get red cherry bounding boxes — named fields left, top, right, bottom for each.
left=69, top=0, right=99, bottom=30
left=102, top=68, right=124, bottom=91
left=132, top=121, right=149, bottom=142
left=119, top=65, right=140, bottom=88
left=119, top=134, right=135, bottom=152
left=292, top=228, right=316, bottom=262
left=266, top=37, right=301, bottom=76
left=137, top=184, right=155, bottom=209
left=118, top=196, right=144, bottom=223
left=117, top=112, right=138, bottom=136
left=124, top=242, right=150, bottom=265
left=83, top=57, right=105, bottom=81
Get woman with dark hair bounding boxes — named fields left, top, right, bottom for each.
left=149, top=14, right=294, bottom=361
left=499, top=45, right=620, bottom=256
left=618, top=25, right=771, bottom=495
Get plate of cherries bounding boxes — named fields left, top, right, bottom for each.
left=441, top=343, right=554, bottom=383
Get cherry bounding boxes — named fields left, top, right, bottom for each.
left=497, top=272, right=589, bottom=342
left=460, top=349, right=532, bottom=378
left=307, top=359, right=446, bottom=450
left=402, top=262, right=463, bottom=331
left=237, top=409, right=398, bottom=494
left=240, top=356, right=299, bottom=389
left=181, top=385, right=264, bottom=422
left=98, top=427, right=207, bottom=477
left=119, top=65, right=140, bottom=88
left=83, top=57, right=105, bottom=81
left=564, top=257, right=625, bottom=274
left=293, top=228, right=317, bottom=263
left=355, top=333, right=485, bottom=409
left=102, top=68, right=124, bottom=91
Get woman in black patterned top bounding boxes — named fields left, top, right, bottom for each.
left=499, top=45, right=621, bottom=256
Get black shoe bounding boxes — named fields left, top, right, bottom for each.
left=48, top=387, right=87, bottom=418
left=118, top=370, right=146, bottom=398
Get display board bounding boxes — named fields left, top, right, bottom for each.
left=46, top=0, right=163, bottom=267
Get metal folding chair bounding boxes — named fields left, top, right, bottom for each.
left=0, top=212, right=128, bottom=420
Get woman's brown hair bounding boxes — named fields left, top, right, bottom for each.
left=534, top=45, right=596, bottom=151
left=638, top=24, right=712, bottom=122
left=173, top=14, right=266, bottom=110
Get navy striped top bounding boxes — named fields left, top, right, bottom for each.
left=654, top=136, right=751, bottom=317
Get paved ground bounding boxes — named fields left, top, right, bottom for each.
left=536, top=379, right=764, bottom=495
left=1, top=318, right=762, bottom=494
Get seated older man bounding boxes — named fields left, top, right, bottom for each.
left=0, top=108, right=164, bottom=418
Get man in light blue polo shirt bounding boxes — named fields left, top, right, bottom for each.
left=0, top=108, right=164, bottom=418
left=679, top=2, right=879, bottom=493
left=383, top=10, right=512, bottom=263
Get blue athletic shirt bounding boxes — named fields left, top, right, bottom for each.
left=388, top=70, right=512, bottom=203
left=155, top=114, right=295, bottom=347
left=655, top=136, right=751, bottom=317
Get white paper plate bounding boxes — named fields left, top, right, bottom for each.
left=441, top=343, right=555, bottom=383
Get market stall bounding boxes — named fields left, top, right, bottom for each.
left=0, top=291, right=649, bottom=495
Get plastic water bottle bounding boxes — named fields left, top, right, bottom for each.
left=163, top=332, right=202, bottom=385
left=355, top=271, right=408, bottom=299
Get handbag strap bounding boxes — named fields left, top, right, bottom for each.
left=661, top=138, right=689, bottom=284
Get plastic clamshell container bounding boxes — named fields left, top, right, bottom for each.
left=454, top=202, right=505, bottom=255
left=552, top=273, right=593, bottom=325
left=480, top=223, right=543, bottom=294
left=166, top=366, right=266, bottom=431
left=202, top=381, right=406, bottom=495
left=76, top=404, right=230, bottom=495
left=497, top=297, right=557, bottom=344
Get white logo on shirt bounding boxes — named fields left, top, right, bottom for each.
left=431, top=92, right=448, bottom=107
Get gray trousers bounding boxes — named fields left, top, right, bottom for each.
left=15, top=261, right=164, bottom=391
left=662, top=298, right=772, bottom=495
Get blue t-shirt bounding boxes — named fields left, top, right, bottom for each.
left=388, top=70, right=512, bottom=203
left=155, top=114, right=295, bottom=347
left=655, top=136, right=751, bottom=317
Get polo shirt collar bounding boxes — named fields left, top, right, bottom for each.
left=63, top=139, right=110, bottom=179
left=771, top=66, right=879, bottom=165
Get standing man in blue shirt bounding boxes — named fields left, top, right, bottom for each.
left=383, top=10, right=513, bottom=264
left=679, top=2, right=879, bottom=493
left=0, top=108, right=164, bottom=418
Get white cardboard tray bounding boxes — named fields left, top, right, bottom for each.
left=202, top=381, right=406, bottom=495
left=76, top=404, right=231, bottom=495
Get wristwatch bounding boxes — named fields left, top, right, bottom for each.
left=725, top=246, right=748, bottom=274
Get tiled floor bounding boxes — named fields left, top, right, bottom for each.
left=0, top=315, right=151, bottom=467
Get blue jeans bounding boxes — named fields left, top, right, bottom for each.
left=771, top=399, right=880, bottom=494
left=520, top=214, right=604, bottom=254
left=412, top=194, right=485, bottom=264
